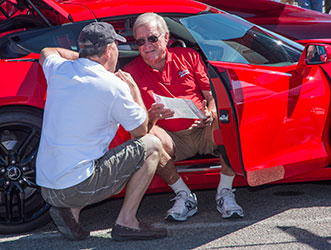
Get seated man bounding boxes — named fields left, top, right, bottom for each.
left=124, top=13, right=244, bottom=221
left=37, top=22, right=167, bottom=241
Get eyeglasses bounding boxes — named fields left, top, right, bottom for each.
left=135, top=34, right=163, bottom=47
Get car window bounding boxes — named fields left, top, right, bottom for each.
left=0, top=18, right=138, bottom=60
left=180, top=13, right=303, bottom=66
left=0, top=20, right=93, bottom=59
left=8, top=21, right=92, bottom=53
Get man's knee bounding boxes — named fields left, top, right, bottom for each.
left=149, top=126, right=174, bottom=155
left=142, top=134, right=162, bottom=156
left=149, top=126, right=171, bottom=144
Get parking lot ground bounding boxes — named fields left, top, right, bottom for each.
left=0, top=181, right=331, bottom=250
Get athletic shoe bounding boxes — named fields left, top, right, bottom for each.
left=165, top=191, right=198, bottom=221
left=216, top=188, right=244, bottom=218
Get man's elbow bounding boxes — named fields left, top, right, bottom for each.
left=39, top=48, right=52, bottom=66
left=129, top=123, right=148, bottom=138
left=39, top=49, right=47, bottom=66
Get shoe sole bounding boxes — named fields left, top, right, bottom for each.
left=112, top=233, right=167, bottom=241
left=222, top=212, right=244, bottom=219
left=49, top=207, right=89, bottom=240
left=111, top=224, right=168, bottom=241
left=165, top=207, right=198, bottom=222
left=216, top=206, right=244, bottom=219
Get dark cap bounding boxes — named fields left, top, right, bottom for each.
left=78, top=22, right=126, bottom=50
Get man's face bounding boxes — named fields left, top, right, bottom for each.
left=135, top=21, right=168, bottom=68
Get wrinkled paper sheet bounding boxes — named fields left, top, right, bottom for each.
left=153, top=93, right=206, bottom=119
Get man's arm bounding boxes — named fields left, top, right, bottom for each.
left=128, top=84, right=149, bottom=138
left=39, top=47, right=79, bottom=67
left=115, top=70, right=149, bottom=138
left=202, top=90, right=216, bottom=119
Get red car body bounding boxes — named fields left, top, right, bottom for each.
left=0, top=0, right=331, bottom=233
left=201, top=0, right=331, bottom=45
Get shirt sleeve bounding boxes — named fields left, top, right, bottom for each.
left=42, top=54, right=67, bottom=84
left=110, top=83, right=147, bottom=132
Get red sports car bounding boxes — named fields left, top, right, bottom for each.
left=201, top=0, right=331, bottom=45
left=0, top=0, right=330, bottom=234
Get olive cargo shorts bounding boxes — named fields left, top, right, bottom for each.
left=41, top=138, right=146, bottom=208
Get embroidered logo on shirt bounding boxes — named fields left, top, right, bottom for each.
left=179, top=69, right=190, bottom=78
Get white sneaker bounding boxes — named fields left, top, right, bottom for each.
left=165, top=191, right=198, bottom=221
left=216, top=188, right=244, bottom=218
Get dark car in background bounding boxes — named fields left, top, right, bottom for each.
left=200, top=0, right=331, bottom=45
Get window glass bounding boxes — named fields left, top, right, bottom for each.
left=180, top=14, right=303, bottom=66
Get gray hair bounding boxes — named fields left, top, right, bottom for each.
left=133, top=12, right=169, bottom=38
left=79, top=44, right=108, bottom=58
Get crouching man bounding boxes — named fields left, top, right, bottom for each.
left=36, top=22, right=167, bottom=241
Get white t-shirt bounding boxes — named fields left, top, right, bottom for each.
left=36, top=54, right=146, bottom=189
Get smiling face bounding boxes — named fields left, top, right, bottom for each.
left=135, top=20, right=169, bottom=71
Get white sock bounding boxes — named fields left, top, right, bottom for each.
left=216, top=173, right=234, bottom=198
left=169, top=177, right=191, bottom=196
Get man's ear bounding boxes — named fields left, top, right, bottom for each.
left=164, top=32, right=170, bottom=44
left=105, top=44, right=112, bottom=57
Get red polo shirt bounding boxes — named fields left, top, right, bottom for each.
left=123, top=47, right=210, bottom=131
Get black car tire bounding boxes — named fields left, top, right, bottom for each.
left=0, top=106, right=51, bottom=234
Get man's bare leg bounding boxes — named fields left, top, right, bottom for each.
left=70, top=207, right=83, bottom=223
left=149, top=126, right=191, bottom=192
left=217, top=155, right=235, bottom=192
left=216, top=154, right=244, bottom=218
left=149, top=126, right=197, bottom=221
left=115, top=134, right=162, bottom=229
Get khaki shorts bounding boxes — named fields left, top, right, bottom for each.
left=41, top=138, right=146, bottom=208
left=167, top=122, right=217, bottom=162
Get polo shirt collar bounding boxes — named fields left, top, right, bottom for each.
left=79, top=58, right=107, bottom=72
left=165, top=48, right=172, bottom=63
left=138, top=48, right=170, bottom=72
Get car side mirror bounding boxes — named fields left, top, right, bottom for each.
left=305, top=44, right=330, bottom=65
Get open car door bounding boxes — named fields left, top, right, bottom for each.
left=1, top=0, right=82, bottom=26
left=180, top=14, right=331, bottom=186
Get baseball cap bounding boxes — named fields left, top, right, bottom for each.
left=78, top=22, right=126, bottom=50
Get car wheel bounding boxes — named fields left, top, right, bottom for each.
left=0, top=106, right=51, bottom=234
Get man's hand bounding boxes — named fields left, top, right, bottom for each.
left=148, top=103, right=174, bottom=127
left=116, top=70, right=145, bottom=107
left=190, top=99, right=215, bottom=128
left=115, top=69, right=138, bottom=88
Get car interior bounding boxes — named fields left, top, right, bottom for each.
left=0, top=14, right=222, bottom=170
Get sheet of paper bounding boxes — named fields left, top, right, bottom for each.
left=153, top=93, right=207, bottom=119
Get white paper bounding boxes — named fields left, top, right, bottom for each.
left=153, top=93, right=207, bottom=119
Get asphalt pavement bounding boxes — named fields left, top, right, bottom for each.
left=0, top=181, right=331, bottom=250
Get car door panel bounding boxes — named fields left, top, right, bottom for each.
left=209, top=61, right=331, bottom=186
